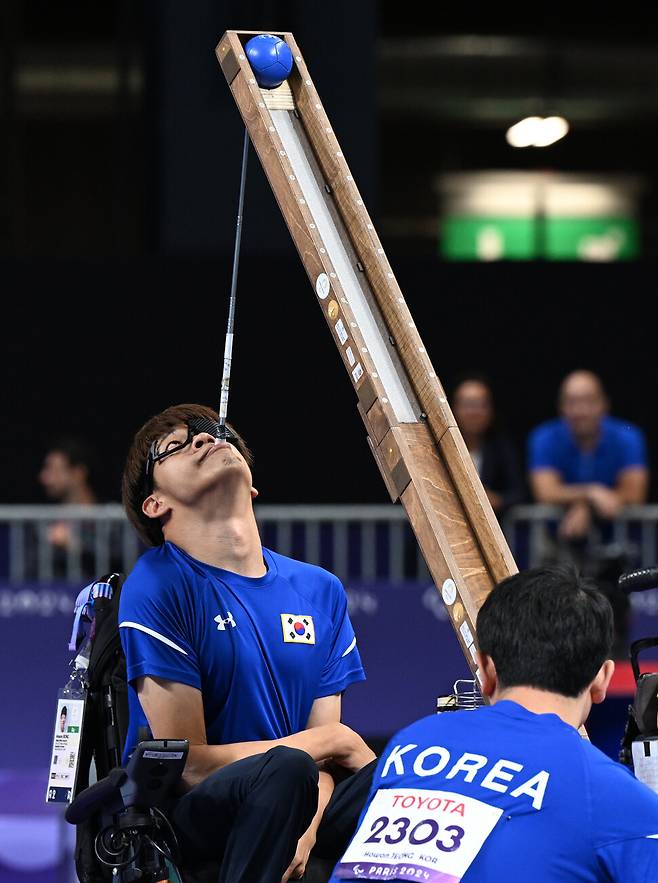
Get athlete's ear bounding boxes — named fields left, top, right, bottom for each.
left=476, top=651, right=497, bottom=699
left=590, top=659, right=615, bottom=705
left=142, top=494, right=172, bottom=521
left=251, top=486, right=259, bottom=500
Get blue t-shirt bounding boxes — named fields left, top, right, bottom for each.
left=528, top=416, right=647, bottom=487
left=330, top=701, right=658, bottom=882
left=118, top=542, right=365, bottom=762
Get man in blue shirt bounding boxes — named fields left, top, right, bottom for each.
left=528, top=370, right=648, bottom=540
left=120, top=403, right=376, bottom=882
left=329, top=565, right=658, bottom=882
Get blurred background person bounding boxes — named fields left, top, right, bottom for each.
left=39, top=436, right=98, bottom=504
left=36, top=437, right=100, bottom=579
left=528, top=370, right=649, bottom=541
left=528, top=370, right=649, bottom=657
left=451, top=373, right=526, bottom=514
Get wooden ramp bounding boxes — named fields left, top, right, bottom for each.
left=216, top=31, right=518, bottom=685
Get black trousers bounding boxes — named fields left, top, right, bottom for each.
left=312, top=758, right=377, bottom=860
left=171, top=747, right=376, bottom=883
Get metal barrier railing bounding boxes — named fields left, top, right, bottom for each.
left=0, top=505, right=138, bottom=585
left=502, top=504, right=658, bottom=571
left=0, top=504, right=431, bottom=585
left=2, top=503, right=658, bottom=585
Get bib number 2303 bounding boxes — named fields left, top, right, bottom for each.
left=335, top=788, right=503, bottom=882
left=365, top=814, right=464, bottom=852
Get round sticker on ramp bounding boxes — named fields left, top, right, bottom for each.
left=316, top=273, right=331, bottom=299
left=442, top=579, right=457, bottom=606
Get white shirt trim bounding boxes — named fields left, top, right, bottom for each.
left=341, top=636, right=357, bottom=658
left=119, top=621, right=188, bottom=656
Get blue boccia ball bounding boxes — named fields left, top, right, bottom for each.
left=245, top=34, right=293, bottom=90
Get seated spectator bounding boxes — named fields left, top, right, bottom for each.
left=39, top=436, right=98, bottom=507
left=452, top=374, right=525, bottom=513
left=528, top=370, right=648, bottom=541
left=329, top=566, right=658, bottom=882
left=37, top=437, right=100, bottom=579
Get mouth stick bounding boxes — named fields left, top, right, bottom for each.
left=217, top=126, right=249, bottom=441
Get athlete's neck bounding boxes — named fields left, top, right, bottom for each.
left=494, top=685, right=589, bottom=730
left=164, top=500, right=266, bottom=577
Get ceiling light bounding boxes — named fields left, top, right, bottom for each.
left=532, top=116, right=569, bottom=147
left=506, top=116, right=569, bottom=148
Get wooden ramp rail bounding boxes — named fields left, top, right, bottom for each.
left=216, top=30, right=518, bottom=684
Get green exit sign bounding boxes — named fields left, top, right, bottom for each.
left=441, top=216, right=639, bottom=261
left=545, top=218, right=638, bottom=260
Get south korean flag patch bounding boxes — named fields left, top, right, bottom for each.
left=281, top=614, right=316, bottom=645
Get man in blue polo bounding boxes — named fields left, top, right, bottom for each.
left=329, top=565, right=658, bottom=882
left=528, top=370, right=648, bottom=540
left=119, top=403, right=376, bottom=882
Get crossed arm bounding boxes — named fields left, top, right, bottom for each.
left=135, top=675, right=374, bottom=789
left=136, top=676, right=374, bottom=880
left=530, top=467, right=648, bottom=511
left=530, top=467, right=648, bottom=538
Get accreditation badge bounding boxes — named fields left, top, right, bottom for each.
left=334, top=787, right=503, bottom=882
left=45, top=688, right=86, bottom=804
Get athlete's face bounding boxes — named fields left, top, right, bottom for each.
left=147, top=423, right=253, bottom=507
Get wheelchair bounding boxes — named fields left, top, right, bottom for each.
left=65, top=572, right=335, bottom=882
left=67, top=737, right=188, bottom=882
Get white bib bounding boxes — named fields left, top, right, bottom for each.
left=334, top=787, right=502, bottom=881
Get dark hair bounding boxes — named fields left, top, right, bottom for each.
left=122, top=404, right=253, bottom=548
left=450, top=372, right=500, bottom=436
left=46, top=437, right=98, bottom=487
left=61, top=706, right=68, bottom=716
left=451, top=372, right=494, bottom=400
left=477, top=565, right=614, bottom=697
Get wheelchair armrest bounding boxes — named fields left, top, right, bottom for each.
left=65, top=739, right=189, bottom=825
left=65, top=766, right=127, bottom=824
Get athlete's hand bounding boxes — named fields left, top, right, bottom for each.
left=282, top=827, right=316, bottom=881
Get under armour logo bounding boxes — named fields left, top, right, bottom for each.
left=214, top=611, right=236, bottom=631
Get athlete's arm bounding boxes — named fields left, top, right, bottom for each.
left=283, top=696, right=345, bottom=882
left=307, top=693, right=341, bottom=727
left=307, top=694, right=375, bottom=769
left=136, top=676, right=370, bottom=790
left=283, top=696, right=376, bottom=880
